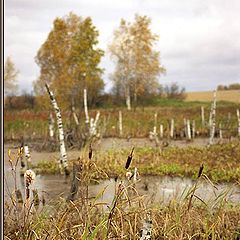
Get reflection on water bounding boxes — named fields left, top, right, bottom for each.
left=4, top=143, right=240, bottom=206
left=4, top=173, right=240, bottom=206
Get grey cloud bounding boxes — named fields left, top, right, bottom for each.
left=5, top=0, right=240, bottom=93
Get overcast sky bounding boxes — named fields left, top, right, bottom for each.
left=5, top=0, right=240, bottom=94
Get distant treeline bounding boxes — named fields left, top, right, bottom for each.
left=217, top=83, right=240, bottom=91
left=4, top=82, right=185, bottom=110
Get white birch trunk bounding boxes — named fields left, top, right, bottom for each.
left=159, top=124, right=163, bottom=139
left=184, top=118, right=187, bottom=139
left=170, top=119, right=174, bottom=139
left=126, top=87, right=131, bottom=111
left=133, top=167, right=138, bottom=183
left=89, top=118, right=95, bottom=136
left=45, top=84, right=68, bottom=174
left=209, top=103, right=213, bottom=127
left=49, top=112, right=55, bottom=138
left=72, top=106, right=79, bottom=126
left=209, top=90, right=217, bottom=145
left=192, top=120, right=195, bottom=139
left=201, top=106, right=205, bottom=126
left=119, top=110, right=123, bottom=136
left=92, top=111, right=100, bottom=136
left=84, top=88, right=89, bottom=124
left=24, top=145, right=31, bottom=163
left=187, top=119, right=191, bottom=140
left=219, top=123, right=223, bottom=139
left=140, top=218, right=152, bottom=240
left=237, top=109, right=240, bottom=137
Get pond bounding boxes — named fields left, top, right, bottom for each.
left=4, top=139, right=240, bottom=206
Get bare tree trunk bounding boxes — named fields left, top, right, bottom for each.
left=45, top=84, right=69, bottom=176
left=219, top=123, right=223, bottom=139
left=237, top=109, right=240, bottom=137
left=209, top=90, right=217, bottom=145
left=119, top=110, right=123, bottom=137
left=192, top=120, right=195, bottom=139
left=126, top=86, right=131, bottom=111
left=170, top=119, right=174, bottom=139
left=84, top=88, right=89, bottom=124
left=159, top=124, right=163, bottom=139
left=153, top=113, right=157, bottom=136
left=49, top=112, right=55, bottom=139
left=187, top=120, right=191, bottom=140
left=72, top=106, right=79, bottom=126
left=201, top=106, right=205, bottom=126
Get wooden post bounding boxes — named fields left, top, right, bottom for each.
left=45, top=83, right=69, bottom=175
left=119, top=110, right=123, bottom=137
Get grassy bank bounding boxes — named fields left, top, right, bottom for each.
left=4, top=100, right=239, bottom=140
left=33, top=142, right=240, bottom=182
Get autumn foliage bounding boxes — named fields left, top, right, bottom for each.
left=34, top=12, right=104, bottom=110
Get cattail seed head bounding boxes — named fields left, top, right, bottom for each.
left=89, top=143, right=93, bottom=160
left=125, top=147, right=134, bottom=169
left=197, top=164, right=204, bottom=178
left=24, top=169, right=36, bottom=186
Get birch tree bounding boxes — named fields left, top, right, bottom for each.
left=109, top=15, right=165, bottom=109
left=4, top=56, right=19, bottom=96
left=34, top=12, right=104, bottom=109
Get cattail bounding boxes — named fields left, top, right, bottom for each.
left=24, top=169, right=36, bottom=200
left=32, top=189, right=40, bottom=207
left=197, top=164, right=204, bottom=178
left=89, top=143, right=93, bottom=160
left=15, top=189, right=23, bottom=204
left=125, top=147, right=134, bottom=169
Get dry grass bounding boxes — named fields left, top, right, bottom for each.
left=4, top=146, right=240, bottom=239
left=185, top=90, right=240, bottom=103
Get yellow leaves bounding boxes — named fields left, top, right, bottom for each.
left=109, top=14, right=166, bottom=102
left=35, top=12, right=104, bottom=109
